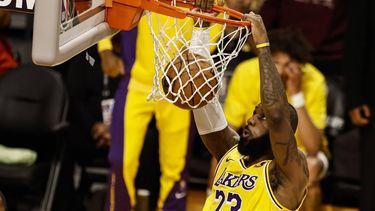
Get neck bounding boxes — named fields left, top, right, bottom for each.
left=243, top=153, right=273, bottom=167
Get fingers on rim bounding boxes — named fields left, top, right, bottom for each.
left=242, top=14, right=251, bottom=21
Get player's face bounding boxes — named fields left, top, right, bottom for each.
left=243, top=105, right=268, bottom=138
left=238, top=105, right=271, bottom=157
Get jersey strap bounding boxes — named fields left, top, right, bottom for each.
left=264, top=161, right=307, bottom=210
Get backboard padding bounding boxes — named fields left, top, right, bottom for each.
left=32, top=0, right=118, bottom=66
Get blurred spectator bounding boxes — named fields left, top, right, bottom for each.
left=63, top=46, right=115, bottom=157
left=224, top=29, right=328, bottom=211
left=52, top=45, right=119, bottom=211
left=259, top=0, right=347, bottom=77
left=0, top=10, right=17, bottom=74
left=343, top=0, right=375, bottom=210
left=259, top=1, right=347, bottom=140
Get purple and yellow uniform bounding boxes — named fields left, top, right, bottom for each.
left=203, top=146, right=306, bottom=211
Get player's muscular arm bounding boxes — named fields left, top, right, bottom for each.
left=258, top=46, right=306, bottom=180
left=245, top=12, right=308, bottom=209
left=192, top=0, right=239, bottom=161
left=193, top=101, right=239, bottom=161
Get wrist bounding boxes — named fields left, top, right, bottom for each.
left=256, top=46, right=271, bottom=55
left=291, top=92, right=305, bottom=108
left=190, top=28, right=211, bottom=58
left=193, top=101, right=228, bottom=135
left=195, top=21, right=210, bottom=28
left=255, top=42, right=270, bottom=49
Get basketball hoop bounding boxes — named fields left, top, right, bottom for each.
left=106, top=0, right=252, bottom=109
left=105, top=0, right=250, bottom=30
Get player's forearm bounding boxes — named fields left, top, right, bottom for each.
left=258, top=46, right=302, bottom=174
left=193, top=102, right=238, bottom=160
left=228, top=123, right=241, bottom=133
left=258, top=47, right=289, bottom=118
left=190, top=27, right=211, bottom=58
left=295, top=107, right=322, bottom=155
left=190, top=16, right=238, bottom=159
left=200, top=127, right=239, bottom=160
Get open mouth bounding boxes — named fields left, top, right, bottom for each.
left=242, top=127, right=251, bottom=138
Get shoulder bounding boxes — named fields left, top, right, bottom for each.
left=268, top=150, right=308, bottom=210
left=269, top=149, right=308, bottom=186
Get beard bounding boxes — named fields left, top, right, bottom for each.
left=237, top=133, right=271, bottom=159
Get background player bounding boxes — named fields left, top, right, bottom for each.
left=101, top=23, right=191, bottom=211
left=101, top=0, right=218, bottom=209
left=193, top=12, right=308, bottom=210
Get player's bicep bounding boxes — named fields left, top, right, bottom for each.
left=269, top=119, right=308, bottom=181
left=200, top=126, right=239, bottom=161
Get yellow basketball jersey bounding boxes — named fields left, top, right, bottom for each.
left=203, top=146, right=304, bottom=211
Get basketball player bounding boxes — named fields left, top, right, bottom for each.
left=193, top=12, right=308, bottom=210
left=101, top=21, right=191, bottom=211
left=224, top=29, right=327, bottom=211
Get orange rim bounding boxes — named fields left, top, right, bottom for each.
left=149, top=0, right=251, bottom=27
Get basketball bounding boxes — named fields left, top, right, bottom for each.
left=162, top=51, right=219, bottom=109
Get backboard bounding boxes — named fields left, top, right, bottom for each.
left=32, top=0, right=118, bottom=66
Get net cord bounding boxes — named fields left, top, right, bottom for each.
left=146, top=8, right=251, bottom=109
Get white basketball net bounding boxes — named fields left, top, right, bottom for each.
left=147, top=5, right=251, bottom=109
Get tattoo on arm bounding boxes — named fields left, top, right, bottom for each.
left=256, top=29, right=308, bottom=206
left=258, top=48, right=287, bottom=107
left=275, top=139, right=309, bottom=177
left=258, top=48, right=308, bottom=179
